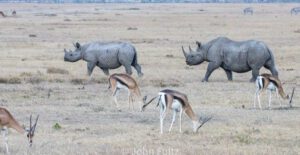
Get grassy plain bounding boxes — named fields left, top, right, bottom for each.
left=0, top=3, right=299, bottom=154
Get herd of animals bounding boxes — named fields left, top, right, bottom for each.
left=0, top=6, right=300, bottom=17
left=0, top=5, right=297, bottom=154
left=243, top=6, right=300, bottom=15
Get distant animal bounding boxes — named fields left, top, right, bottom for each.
left=108, top=73, right=142, bottom=110
left=142, top=89, right=212, bottom=134
left=243, top=7, right=253, bottom=15
left=182, top=37, right=278, bottom=82
left=12, top=10, right=16, bottom=16
left=0, top=107, right=39, bottom=154
left=254, top=73, right=290, bottom=109
left=64, top=42, right=143, bottom=77
left=0, top=11, right=6, bottom=17
left=291, top=7, right=300, bottom=15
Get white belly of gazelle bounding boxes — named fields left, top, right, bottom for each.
left=172, top=99, right=182, bottom=112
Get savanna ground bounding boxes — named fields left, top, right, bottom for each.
left=0, top=3, right=299, bottom=155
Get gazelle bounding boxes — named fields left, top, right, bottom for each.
left=142, top=89, right=212, bottom=134
left=108, top=73, right=142, bottom=110
left=254, top=73, right=290, bottom=109
left=0, top=107, right=39, bottom=154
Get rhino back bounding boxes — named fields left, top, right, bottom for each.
left=84, top=42, right=135, bottom=69
left=214, top=39, right=271, bottom=72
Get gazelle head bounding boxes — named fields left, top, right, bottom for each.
left=26, top=115, right=39, bottom=147
left=193, top=116, right=212, bottom=133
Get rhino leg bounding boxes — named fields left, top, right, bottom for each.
left=250, top=68, right=260, bottom=82
left=264, top=61, right=278, bottom=78
left=132, top=63, right=143, bottom=77
left=223, top=69, right=233, bottom=81
left=124, top=65, right=133, bottom=75
left=202, top=62, right=220, bottom=82
left=87, top=62, right=96, bottom=76
left=101, top=68, right=110, bottom=76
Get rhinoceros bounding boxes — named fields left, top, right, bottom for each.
left=182, top=37, right=278, bottom=82
left=64, top=41, right=143, bottom=77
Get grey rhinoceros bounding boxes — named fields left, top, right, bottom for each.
left=182, top=37, right=278, bottom=82
left=64, top=41, right=143, bottom=77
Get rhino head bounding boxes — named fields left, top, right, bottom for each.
left=64, top=42, right=83, bottom=62
left=182, top=41, right=205, bottom=65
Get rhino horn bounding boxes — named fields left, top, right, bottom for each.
left=189, top=46, right=193, bottom=53
left=64, top=48, right=68, bottom=53
left=182, top=46, right=187, bottom=58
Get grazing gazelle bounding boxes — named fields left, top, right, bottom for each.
left=0, top=107, right=39, bottom=154
left=108, top=73, right=142, bottom=110
left=142, top=89, right=212, bottom=134
left=254, top=73, right=290, bottom=109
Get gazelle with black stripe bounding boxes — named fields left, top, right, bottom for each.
left=108, top=73, right=142, bottom=110
left=254, top=73, right=290, bottom=109
left=0, top=107, right=39, bottom=154
left=142, top=89, right=211, bottom=134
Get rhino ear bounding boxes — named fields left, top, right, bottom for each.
left=75, top=42, right=81, bottom=49
left=196, top=41, right=201, bottom=48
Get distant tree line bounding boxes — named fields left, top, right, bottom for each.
left=0, top=0, right=299, bottom=3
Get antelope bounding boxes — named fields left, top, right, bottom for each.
left=142, top=89, right=212, bottom=134
left=0, top=107, right=39, bottom=154
left=254, top=73, right=290, bottom=109
left=108, top=73, right=142, bottom=110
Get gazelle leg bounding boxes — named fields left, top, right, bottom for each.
left=160, top=110, right=166, bottom=134
left=257, top=91, right=262, bottom=110
left=112, top=88, right=120, bottom=108
left=2, top=127, right=9, bottom=154
left=169, top=110, right=176, bottom=132
left=127, top=91, right=131, bottom=110
left=130, top=94, right=134, bottom=110
left=276, top=89, right=282, bottom=107
left=268, top=91, right=272, bottom=109
left=179, top=108, right=183, bottom=133
left=160, top=104, right=167, bottom=134
left=254, top=88, right=259, bottom=109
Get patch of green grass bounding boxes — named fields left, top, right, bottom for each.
left=53, top=123, right=62, bottom=130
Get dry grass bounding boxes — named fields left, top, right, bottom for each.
left=47, top=67, right=69, bottom=75
left=0, top=3, right=299, bottom=155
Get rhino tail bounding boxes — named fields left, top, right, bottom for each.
left=131, top=47, right=138, bottom=66
left=267, top=47, right=275, bottom=64
left=266, top=47, right=279, bottom=77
